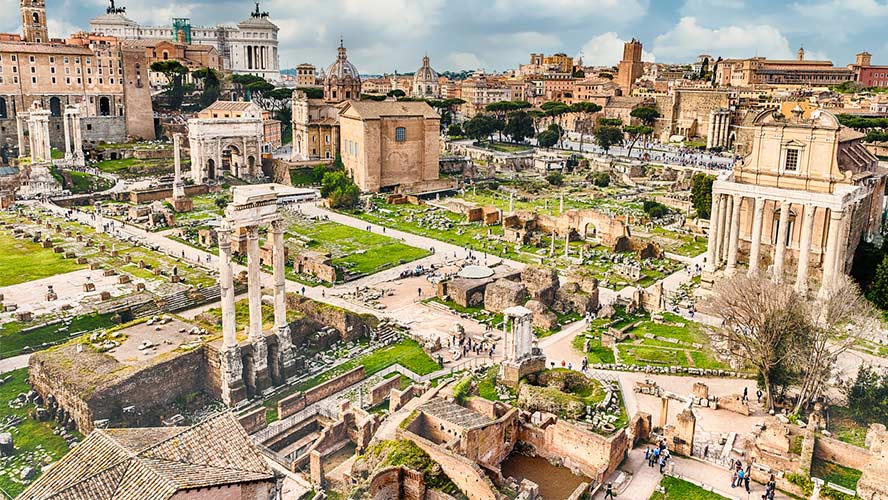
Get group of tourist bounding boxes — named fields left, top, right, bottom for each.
left=730, top=460, right=753, bottom=493
left=644, top=439, right=672, bottom=474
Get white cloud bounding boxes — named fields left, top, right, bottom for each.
left=652, top=17, right=794, bottom=62
left=446, top=52, right=486, bottom=71
left=576, top=32, right=655, bottom=67
left=487, top=0, right=648, bottom=24
left=48, top=19, right=81, bottom=39
left=341, top=0, right=446, bottom=35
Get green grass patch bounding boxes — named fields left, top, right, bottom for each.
left=290, top=168, right=320, bottom=186
left=0, top=368, right=79, bottom=497
left=650, top=476, right=728, bottom=500
left=263, top=338, right=439, bottom=420
left=572, top=334, right=616, bottom=364
left=95, top=156, right=181, bottom=178
left=811, top=457, right=862, bottom=491
left=827, top=406, right=870, bottom=448
left=1, top=312, right=119, bottom=358
left=0, top=232, right=85, bottom=286
left=359, top=440, right=466, bottom=497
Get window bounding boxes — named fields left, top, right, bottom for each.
left=325, top=135, right=330, bottom=144
left=28, top=56, right=34, bottom=63
left=395, top=127, right=406, bottom=142
left=49, top=57, right=54, bottom=63
left=63, top=57, right=68, bottom=64
left=784, top=148, right=800, bottom=172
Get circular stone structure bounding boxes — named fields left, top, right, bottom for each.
left=458, top=265, right=495, bottom=279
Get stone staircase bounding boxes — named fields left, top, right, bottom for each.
left=374, top=323, right=401, bottom=345
left=130, top=284, right=245, bottom=317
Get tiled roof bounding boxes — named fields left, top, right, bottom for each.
left=0, top=43, right=93, bottom=55
left=341, top=100, right=440, bottom=120
left=19, top=412, right=273, bottom=500
left=203, top=100, right=256, bottom=112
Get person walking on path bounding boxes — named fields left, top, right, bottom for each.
left=604, top=483, right=616, bottom=499
left=659, top=455, right=667, bottom=474
left=744, top=465, right=752, bottom=493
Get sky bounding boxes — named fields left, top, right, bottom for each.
left=3, top=0, right=888, bottom=75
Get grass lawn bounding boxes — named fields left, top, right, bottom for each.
left=486, top=141, right=532, bottom=153
left=264, top=338, right=439, bottom=421
left=571, top=334, right=616, bottom=364
left=61, top=170, right=113, bottom=194
left=0, top=312, right=118, bottom=358
left=0, top=232, right=85, bottom=286
left=826, top=406, right=869, bottom=448
left=95, top=157, right=180, bottom=178
left=426, top=297, right=504, bottom=328
left=290, top=168, right=319, bottom=186
left=812, top=457, right=862, bottom=490
left=0, top=368, right=79, bottom=498
left=650, top=476, right=728, bottom=500
left=288, top=217, right=430, bottom=280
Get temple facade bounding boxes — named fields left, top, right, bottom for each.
left=703, top=107, right=886, bottom=297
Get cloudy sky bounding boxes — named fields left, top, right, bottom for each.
left=4, top=0, right=887, bottom=74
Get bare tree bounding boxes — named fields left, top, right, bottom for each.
left=711, top=272, right=812, bottom=412
left=792, top=275, right=879, bottom=413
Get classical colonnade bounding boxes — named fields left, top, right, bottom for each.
left=705, top=185, right=858, bottom=297
left=216, top=189, right=294, bottom=404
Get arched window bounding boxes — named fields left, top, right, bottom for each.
left=32, top=12, right=39, bottom=24
left=0, top=97, right=6, bottom=119
left=99, top=96, right=110, bottom=116
left=162, top=51, right=169, bottom=61
left=49, top=96, right=61, bottom=116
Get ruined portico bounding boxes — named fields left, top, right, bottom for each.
left=703, top=108, right=885, bottom=297
left=217, top=185, right=296, bottom=404
left=16, top=101, right=62, bottom=197
left=498, top=305, right=546, bottom=387
left=61, top=104, right=85, bottom=167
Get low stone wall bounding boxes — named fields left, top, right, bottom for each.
left=716, top=395, right=750, bottom=415
left=814, top=435, right=871, bottom=471
left=369, top=466, right=427, bottom=500
left=287, top=295, right=376, bottom=342
left=238, top=407, right=268, bottom=434
left=370, top=376, right=402, bottom=406
left=278, top=366, right=366, bottom=419
left=399, top=428, right=499, bottom=500
left=390, top=385, right=416, bottom=413
left=128, top=184, right=210, bottom=204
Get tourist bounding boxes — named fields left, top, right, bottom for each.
left=658, top=455, right=666, bottom=474
left=744, top=465, right=751, bottom=493
left=301, top=286, right=306, bottom=295
left=604, top=483, right=616, bottom=499
left=756, top=389, right=763, bottom=403
left=651, top=447, right=660, bottom=467
left=743, top=387, right=749, bottom=402
left=731, top=468, right=738, bottom=488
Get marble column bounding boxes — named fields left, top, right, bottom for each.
left=62, top=112, right=71, bottom=160
left=217, top=226, right=237, bottom=350
left=706, top=192, right=723, bottom=273
left=559, top=193, right=564, bottom=215
left=795, top=205, right=816, bottom=293
left=271, top=219, right=295, bottom=378
left=714, top=193, right=728, bottom=266
left=834, top=209, right=854, bottom=278
left=720, top=195, right=733, bottom=263
left=726, top=194, right=742, bottom=275
left=819, top=209, right=844, bottom=298
left=773, top=201, right=791, bottom=282
left=15, top=115, right=25, bottom=157
left=217, top=224, right=245, bottom=405
left=41, top=116, right=51, bottom=162
left=172, top=134, right=185, bottom=199
left=747, top=197, right=766, bottom=276
left=564, top=231, right=570, bottom=257
left=509, top=193, right=514, bottom=215
left=246, top=225, right=263, bottom=341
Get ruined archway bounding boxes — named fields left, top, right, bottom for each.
left=206, top=158, right=216, bottom=180
left=583, top=221, right=598, bottom=240
left=49, top=97, right=61, bottom=117
left=99, top=96, right=110, bottom=116
left=222, top=144, right=242, bottom=176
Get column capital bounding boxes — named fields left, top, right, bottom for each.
left=246, top=225, right=260, bottom=239
left=270, top=218, right=285, bottom=233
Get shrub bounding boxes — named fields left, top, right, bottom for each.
left=591, top=172, right=610, bottom=187
left=786, top=472, right=814, bottom=496
left=546, top=172, right=564, bottom=186
left=643, top=200, right=670, bottom=219
left=452, top=376, right=473, bottom=404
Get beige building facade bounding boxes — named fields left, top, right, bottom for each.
left=339, top=100, right=441, bottom=193
left=704, top=107, right=886, bottom=298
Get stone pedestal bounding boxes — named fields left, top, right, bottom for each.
left=219, top=347, right=247, bottom=405
left=250, top=336, right=272, bottom=394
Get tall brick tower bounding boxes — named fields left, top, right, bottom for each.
left=617, top=38, right=644, bottom=96
left=21, top=0, right=49, bottom=44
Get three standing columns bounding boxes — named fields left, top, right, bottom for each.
left=217, top=224, right=245, bottom=405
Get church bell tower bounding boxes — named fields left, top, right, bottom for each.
left=21, top=0, right=49, bottom=44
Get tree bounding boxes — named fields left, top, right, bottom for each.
left=387, top=89, right=406, bottom=98
left=537, top=129, right=559, bottom=149
left=869, top=253, right=888, bottom=309
left=504, top=110, right=535, bottom=143
left=297, top=87, right=324, bottom=99
left=231, top=74, right=267, bottom=100
left=151, top=60, right=188, bottom=110
left=527, top=109, right=546, bottom=138
left=593, top=126, right=623, bottom=153
left=590, top=172, right=610, bottom=187
left=463, top=114, right=498, bottom=144
left=690, top=172, right=716, bottom=218
left=626, top=106, right=660, bottom=156
left=570, top=102, right=602, bottom=152
left=711, top=273, right=813, bottom=412
left=320, top=171, right=360, bottom=209
left=846, top=364, right=888, bottom=425
left=447, top=123, right=464, bottom=137
left=546, top=172, right=563, bottom=186
left=192, top=67, right=222, bottom=108
left=623, top=125, right=653, bottom=158
left=598, top=117, right=623, bottom=127
left=792, top=276, right=878, bottom=413
left=642, top=200, right=670, bottom=219
left=541, top=101, right=571, bottom=147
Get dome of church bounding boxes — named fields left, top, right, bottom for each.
left=326, top=43, right=361, bottom=82
left=413, top=55, right=438, bottom=84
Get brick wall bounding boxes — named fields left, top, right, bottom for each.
left=129, top=184, right=209, bottom=204
left=400, top=429, right=499, bottom=500
left=277, top=366, right=366, bottom=419
left=369, top=466, right=427, bottom=500
left=370, top=376, right=402, bottom=406
left=238, top=407, right=268, bottom=435
left=814, top=435, right=871, bottom=471
left=517, top=419, right=629, bottom=483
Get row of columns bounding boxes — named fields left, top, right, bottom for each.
left=706, top=109, right=731, bottom=149
left=247, top=45, right=269, bottom=71
left=705, top=191, right=852, bottom=296
left=61, top=106, right=84, bottom=167
left=216, top=218, right=295, bottom=405
left=26, top=110, right=52, bottom=163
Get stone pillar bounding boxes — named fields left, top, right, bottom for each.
left=218, top=225, right=237, bottom=350
left=564, top=231, right=570, bottom=257
left=217, top=224, right=245, bottom=405
left=773, top=201, right=791, bottom=282
left=705, top=192, right=723, bottom=273
left=720, top=194, right=732, bottom=262
left=834, top=209, right=853, bottom=278
left=271, top=219, right=295, bottom=378
left=172, top=133, right=186, bottom=199
left=796, top=205, right=816, bottom=293
left=246, top=225, right=263, bottom=342
left=747, top=197, right=766, bottom=276
left=706, top=111, right=717, bottom=149
left=94, top=202, right=104, bottom=234
left=659, top=397, right=669, bottom=429
left=62, top=111, right=71, bottom=160
left=726, top=195, right=742, bottom=275
left=549, top=230, right=555, bottom=256
left=714, top=193, right=728, bottom=266
left=15, top=115, right=26, bottom=157
left=674, top=408, right=696, bottom=456
left=246, top=225, right=271, bottom=392
left=559, top=193, right=564, bottom=215
left=41, top=115, right=51, bottom=162
left=819, top=209, right=844, bottom=299
left=509, top=192, right=514, bottom=215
